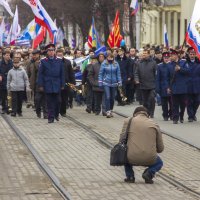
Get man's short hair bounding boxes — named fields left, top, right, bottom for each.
left=2, top=50, right=11, bottom=56
left=133, top=106, right=148, bottom=116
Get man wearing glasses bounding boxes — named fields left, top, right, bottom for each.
left=37, top=44, right=65, bottom=123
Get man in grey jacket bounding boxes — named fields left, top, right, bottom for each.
left=7, top=53, right=30, bottom=117
left=134, top=49, right=157, bottom=118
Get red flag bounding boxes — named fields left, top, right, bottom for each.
left=32, top=26, right=46, bottom=49
left=107, top=11, right=123, bottom=48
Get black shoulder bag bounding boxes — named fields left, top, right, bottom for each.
left=110, top=117, right=133, bottom=166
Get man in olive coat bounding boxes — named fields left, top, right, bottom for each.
left=119, top=106, right=164, bottom=184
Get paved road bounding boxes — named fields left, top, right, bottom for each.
left=0, top=115, right=63, bottom=200
left=114, top=103, right=200, bottom=149
left=4, top=107, right=200, bottom=200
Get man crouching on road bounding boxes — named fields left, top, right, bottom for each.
left=119, top=106, right=164, bottom=184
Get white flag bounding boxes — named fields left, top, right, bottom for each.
left=0, top=17, right=5, bottom=46
left=0, top=0, right=14, bottom=17
left=9, top=6, right=20, bottom=44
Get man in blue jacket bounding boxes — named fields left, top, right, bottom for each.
left=169, top=49, right=190, bottom=124
left=37, top=44, right=65, bottom=123
left=156, top=52, right=172, bottom=121
left=0, top=50, right=13, bottom=114
left=186, top=47, right=200, bottom=122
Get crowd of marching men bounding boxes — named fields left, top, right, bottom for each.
left=0, top=44, right=200, bottom=124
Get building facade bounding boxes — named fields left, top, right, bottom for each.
left=136, top=0, right=196, bottom=48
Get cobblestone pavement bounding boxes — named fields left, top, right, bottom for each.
left=67, top=107, right=200, bottom=195
left=115, top=103, right=200, bottom=148
left=6, top=107, right=200, bottom=200
left=0, top=115, right=63, bottom=200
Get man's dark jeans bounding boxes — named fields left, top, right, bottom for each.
left=124, top=156, right=163, bottom=178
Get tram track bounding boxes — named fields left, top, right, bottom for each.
left=1, top=114, right=71, bottom=200
left=64, top=113, right=200, bottom=199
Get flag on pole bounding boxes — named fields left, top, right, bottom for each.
left=88, top=17, right=101, bottom=49
left=0, top=17, right=6, bottom=46
left=8, top=6, right=20, bottom=45
left=0, top=0, right=14, bottom=17
left=185, top=0, right=200, bottom=58
left=107, top=10, right=123, bottom=48
left=130, top=0, right=139, bottom=16
left=23, top=0, right=57, bottom=42
left=164, top=24, right=169, bottom=48
left=32, top=26, right=46, bottom=49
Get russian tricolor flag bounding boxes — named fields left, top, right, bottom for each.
left=130, top=0, right=139, bottom=16
left=186, top=0, right=200, bottom=59
left=23, top=0, right=57, bottom=42
left=164, top=24, right=169, bottom=48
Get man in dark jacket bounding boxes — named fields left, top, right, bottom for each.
left=169, top=49, right=189, bottom=124
left=134, top=49, right=157, bottom=118
left=186, top=47, right=200, bottom=122
left=156, top=52, right=172, bottom=121
left=0, top=50, right=13, bottom=114
left=37, top=44, right=65, bottom=123
left=27, top=49, right=48, bottom=118
left=116, top=47, right=131, bottom=105
left=56, top=48, right=75, bottom=117
left=88, top=53, right=105, bottom=115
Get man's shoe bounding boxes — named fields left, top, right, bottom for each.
left=188, top=118, right=193, bottom=122
left=55, top=117, right=59, bottom=121
left=102, top=111, right=107, bottom=116
left=86, top=108, right=91, bottom=113
left=124, top=177, right=135, bottom=183
left=106, top=111, right=112, bottom=118
left=37, top=113, right=41, bottom=118
left=61, top=113, right=67, bottom=117
left=95, top=112, right=100, bottom=116
left=164, top=117, right=168, bottom=121
left=11, top=113, right=16, bottom=117
left=142, top=170, right=154, bottom=184
left=48, top=119, right=54, bottom=123
left=18, top=113, right=23, bottom=117
left=180, top=119, right=184, bottom=123
left=173, top=120, right=178, bottom=124
left=193, top=116, right=197, bottom=121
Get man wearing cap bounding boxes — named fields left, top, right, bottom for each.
left=169, top=49, right=190, bottom=124
left=37, top=44, right=65, bottom=123
left=186, top=47, right=200, bottom=122
left=156, top=52, right=172, bottom=121
left=88, top=52, right=105, bottom=115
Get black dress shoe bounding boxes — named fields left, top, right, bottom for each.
left=95, top=112, right=100, bottom=115
left=180, top=119, right=184, bottom=123
left=193, top=116, right=197, bottom=121
left=55, top=117, right=59, bottom=121
left=85, top=108, right=91, bottom=113
left=18, top=113, right=23, bottom=117
left=163, top=117, right=168, bottom=121
left=188, top=118, right=193, bottom=122
left=142, top=170, right=154, bottom=184
left=37, top=113, right=41, bottom=118
left=124, top=177, right=135, bottom=183
left=11, top=113, right=16, bottom=117
left=173, top=120, right=178, bottom=124
left=61, top=114, right=67, bottom=117
left=48, top=119, right=54, bottom=123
